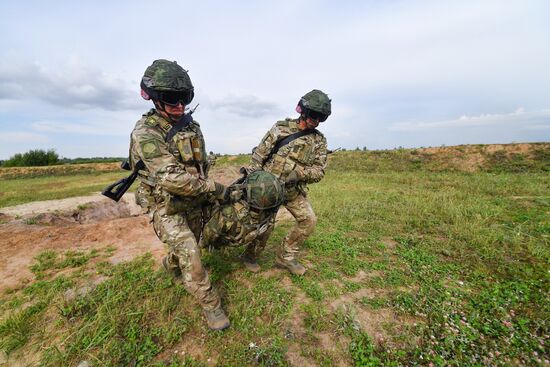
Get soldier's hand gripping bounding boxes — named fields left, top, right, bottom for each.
left=214, top=182, right=231, bottom=203
left=285, top=170, right=303, bottom=186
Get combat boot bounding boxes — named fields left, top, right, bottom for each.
left=162, top=256, right=182, bottom=279
left=203, top=307, right=230, bottom=331
left=275, top=258, right=307, bottom=276
left=241, top=254, right=261, bottom=273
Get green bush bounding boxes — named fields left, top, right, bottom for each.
left=3, top=149, right=59, bottom=167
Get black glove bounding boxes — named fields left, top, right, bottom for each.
left=214, top=182, right=230, bottom=202
left=240, top=166, right=256, bottom=176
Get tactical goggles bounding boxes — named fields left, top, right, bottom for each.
left=306, top=109, right=329, bottom=122
left=159, top=90, right=194, bottom=106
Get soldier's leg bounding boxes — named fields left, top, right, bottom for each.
left=276, top=194, right=317, bottom=275
left=242, top=222, right=275, bottom=272
left=152, top=209, right=225, bottom=316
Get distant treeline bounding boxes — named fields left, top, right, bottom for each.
left=2, top=149, right=59, bottom=167
left=59, top=157, right=125, bottom=165
left=1, top=149, right=124, bottom=167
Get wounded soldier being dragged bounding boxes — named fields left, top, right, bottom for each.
left=200, top=170, right=285, bottom=272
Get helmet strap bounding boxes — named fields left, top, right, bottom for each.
left=153, top=100, right=181, bottom=123
left=153, top=100, right=167, bottom=115
left=298, top=116, right=308, bottom=130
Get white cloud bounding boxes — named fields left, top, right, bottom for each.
left=1, top=1, right=550, bottom=157
left=0, top=56, right=139, bottom=111
left=205, top=94, right=282, bottom=118
left=27, top=107, right=143, bottom=137
left=30, top=120, right=123, bottom=135
left=524, top=124, right=550, bottom=131
left=389, top=108, right=550, bottom=132
left=0, top=132, right=48, bottom=143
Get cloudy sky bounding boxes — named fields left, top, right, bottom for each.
left=0, top=0, right=549, bottom=159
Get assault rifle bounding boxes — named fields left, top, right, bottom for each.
left=102, top=160, right=145, bottom=202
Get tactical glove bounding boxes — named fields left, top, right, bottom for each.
left=240, top=166, right=256, bottom=176
left=285, top=170, right=302, bottom=186
left=214, top=182, right=230, bottom=202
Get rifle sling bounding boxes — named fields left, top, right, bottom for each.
left=165, top=113, right=193, bottom=143
left=263, top=129, right=317, bottom=165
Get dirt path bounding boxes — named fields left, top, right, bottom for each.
left=0, top=193, right=140, bottom=217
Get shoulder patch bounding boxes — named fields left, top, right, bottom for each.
left=144, top=115, right=160, bottom=127
left=140, top=139, right=162, bottom=159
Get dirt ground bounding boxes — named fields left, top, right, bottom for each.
left=0, top=167, right=292, bottom=292
left=0, top=194, right=161, bottom=292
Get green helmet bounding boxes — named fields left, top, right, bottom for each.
left=243, top=171, right=285, bottom=210
left=297, top=89, right=331, bottom=122
left=140, top=59, right=194, bottom=105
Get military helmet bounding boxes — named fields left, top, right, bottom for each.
left=140, top=59, right=194, bottom=105
left=243, top=171, right=285, bottom=210
left=297, top=89, right=331, bottom=122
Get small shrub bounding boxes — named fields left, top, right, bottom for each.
left=3, top=149, right=59, bottom=167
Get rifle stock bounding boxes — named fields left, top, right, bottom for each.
left=101, top=160, right=145, bottom=202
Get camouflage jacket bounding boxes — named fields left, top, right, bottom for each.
left=249, top=118, right=327, bottom=194
left=202, top=201, right=276, bottom=249
left=129, top=109, right=215, bottom=209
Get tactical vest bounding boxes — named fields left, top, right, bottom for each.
left=138, top=110, right=208, bottom=185
left=264, top=119, right=318, bottom=178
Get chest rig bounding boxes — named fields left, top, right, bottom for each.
left=146, top=112, right=208, bottom=177
left=263, top=120, right=319, bottom=178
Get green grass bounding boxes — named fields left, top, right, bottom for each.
left=214, top=153, right=251, bottom=167
left=1, top=149, right=549, bottom=366
left=0, top=157, right=250, bottom=208
left=0, top=171, right=129, bottom=208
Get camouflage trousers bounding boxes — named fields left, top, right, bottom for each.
left=152, top=206, right=221, bottom=311
left=243, top=224, right=275, bottom=260
left=278, top=193, right=317, bottom=261
left=245, top=193, right=316, bottom=262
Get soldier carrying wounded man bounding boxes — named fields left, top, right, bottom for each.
left=121, top=59, right=331, bottom=331
left=245, top=89, right=332, bottom=276
left=129, top=59, right=232, bottom=330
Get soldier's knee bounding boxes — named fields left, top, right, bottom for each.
left=299, top=213, right=317, bottom=235
left=310, top=212, right=317, bottom=227
left=186, top=247, right=207, bottom=281
left=188, top=266, right=206, bottom=281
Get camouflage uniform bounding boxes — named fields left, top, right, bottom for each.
left=202, top=200, right=276, bottom=257
left=130, top=109, right=221, bottom=311
left=248, top=118, right=327, bottom=262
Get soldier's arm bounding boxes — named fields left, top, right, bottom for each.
left=298, top=135, right=328, bottom=184
left=249, top=124, right=280, bottom=171
left=134, top=131, right=215, bottom=197
left=202, top=212, right=222, bottom=247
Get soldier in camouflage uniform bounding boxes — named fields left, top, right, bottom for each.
left=129, top=59, right=231, bottom=330
left=201, top=171, right=285, bottom=273
left=246, top=90, right=331, bottom=275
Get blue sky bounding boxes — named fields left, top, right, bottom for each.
left=0, top=0, right=549, bottom=159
